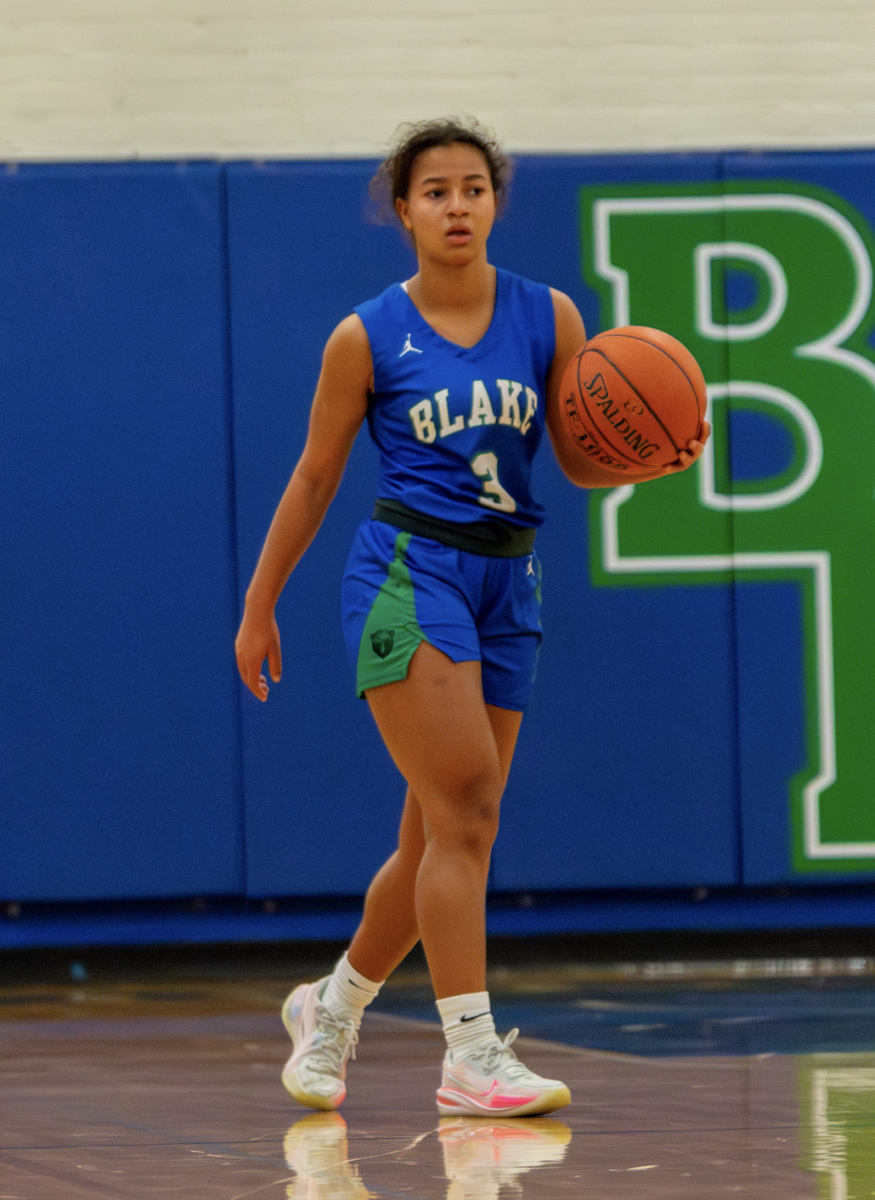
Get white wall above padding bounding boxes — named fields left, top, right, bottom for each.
left=1, top=0, right=874, bottom=160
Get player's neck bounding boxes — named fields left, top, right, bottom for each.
left=412, top=254, right=494, bottom=306
left=406, top=260, right=496, bottom=347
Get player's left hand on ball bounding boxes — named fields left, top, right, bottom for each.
left=665, top=419, right=710, bottom=473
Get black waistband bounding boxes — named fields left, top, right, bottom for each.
left=372, top=498, right=537, bottom=558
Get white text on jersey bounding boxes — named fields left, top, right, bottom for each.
left=408, top=380, right=538, bottom=444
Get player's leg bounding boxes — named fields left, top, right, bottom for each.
left=365, top=643, right=568, bottom=1117
left=302, top=699, right=518, bottom=1072
left=280, top=644, right=504, bottom=1111
left=363, top=642, right=513, bottom=997
left=340, top=696, right=520, bottom=983
left=344, top=783, right=424, bottom=982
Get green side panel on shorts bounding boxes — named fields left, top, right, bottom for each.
left=356, top=530, right=429, bottom=697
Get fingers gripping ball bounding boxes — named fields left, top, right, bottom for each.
left=558, top=326, right=707, bottom=481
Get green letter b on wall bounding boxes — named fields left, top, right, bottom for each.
left=583, top=182, right=875, bottom=873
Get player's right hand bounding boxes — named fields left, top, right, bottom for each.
left=235, top=608, right=283, bottom=701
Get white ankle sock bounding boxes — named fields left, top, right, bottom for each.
left=436, top=991, right=497, bottom=1057
left=321, top=953, right=383, bottom=1024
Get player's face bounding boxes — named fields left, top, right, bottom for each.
left=395, top=142, right=496, bottom=263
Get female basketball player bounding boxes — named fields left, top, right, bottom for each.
left=236, top=118, right=709, bottom=1117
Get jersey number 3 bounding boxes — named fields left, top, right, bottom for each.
left=471, top=452, right=517, bottom=513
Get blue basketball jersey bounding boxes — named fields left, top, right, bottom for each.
left=354, top=268, right=555, bottom=528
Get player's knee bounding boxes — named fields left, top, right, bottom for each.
left=435, top=770, right=502, bottom=856
left=458, top=814, right=499, bottom=861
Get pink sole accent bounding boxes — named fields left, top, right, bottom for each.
left=436, top=1087, right=545, bottom=1116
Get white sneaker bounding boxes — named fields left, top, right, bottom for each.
left=436, top=1029, right=571, bottom=1117
left=281, top=978, right=358, bottom=1110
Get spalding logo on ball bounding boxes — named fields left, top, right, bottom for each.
left=559, top=326, right=707, bottom=478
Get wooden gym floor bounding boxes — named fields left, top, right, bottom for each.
left=2, top=938, right=875, bottom=1198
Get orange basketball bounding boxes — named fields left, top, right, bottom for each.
left=557, top=326, right=707, bottom=481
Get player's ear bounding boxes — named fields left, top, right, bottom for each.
left=395, top=196, right=412, bottom=230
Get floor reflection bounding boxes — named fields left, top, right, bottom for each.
left=798, top=1055, right=875, bottom=1200
left=439, top=1117, right=571, bottom=1200
left=285, top=1113, right=373, bottom=1200
left=283, top=1112, right=572, bottom=1200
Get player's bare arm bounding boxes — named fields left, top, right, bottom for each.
left=235, top=314, right=372, bottom=700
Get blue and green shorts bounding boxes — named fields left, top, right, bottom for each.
left=341, top=518, right=543, bottom=712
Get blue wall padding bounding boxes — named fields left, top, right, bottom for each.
left=0, top=163, right=243, bottom=900
left=2, top=151, right=873, bottom=913
left=226, top=163, right=417, bottom=894
left=734, top=582, right=806, bottom=884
